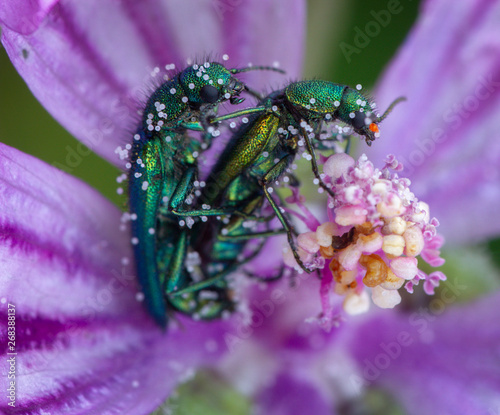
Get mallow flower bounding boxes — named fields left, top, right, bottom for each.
left=1, top=1, right=500, bottom=415
left=0, top=1, right=304, bottom=413
left=242, top=1, right=500, bottom=413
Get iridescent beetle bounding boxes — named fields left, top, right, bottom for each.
left=128, top=61, right=284, bottom=327
left=170, top=80, right=405, bottom=290
left=212, top=80, right=405, bottom=195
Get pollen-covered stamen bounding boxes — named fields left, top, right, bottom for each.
left=285, top=153, right=447, bottom=323
left=360, top=254, right=387, bottom=287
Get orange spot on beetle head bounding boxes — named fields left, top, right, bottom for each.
left=369, top=123, right=379, bottom=133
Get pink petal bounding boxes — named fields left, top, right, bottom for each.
left=0, top=143, right=232, bottom=413
left=0, top=0, right=59, bottom=34
left=0, top=144, right=130, bottom=317
left=1, top=0, right=305, bottom=168
left=348, top=291, right=500, bottom=414
left=423, top=271, right=447, bottom=295
left=256, top=373, right=334, bottom=415
left=369, top=0, right=500, bottom=244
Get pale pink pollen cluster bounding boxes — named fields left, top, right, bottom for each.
left=285, top=153, right=446, bottom=322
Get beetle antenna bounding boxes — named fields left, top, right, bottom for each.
left=376, top=96, right=406, bottom=123
left=231, top=66, right=286, bottom=75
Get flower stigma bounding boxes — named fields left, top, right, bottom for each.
left=284, top=153, right=446, bottom=328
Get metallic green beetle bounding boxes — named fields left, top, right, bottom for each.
left=128, top=61, right=284, bottom=327
left=170, top=81, right=404, bottom=290
left=212, top=80, right=405, bottom=195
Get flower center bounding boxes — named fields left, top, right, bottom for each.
left=284, top=153, right=447, bottom=325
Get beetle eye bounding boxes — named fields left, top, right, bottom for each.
left=200, top=85, right=220, bottom=104
left=351, top=111, right=367, bottom=130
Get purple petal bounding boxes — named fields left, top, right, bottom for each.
left=368, top=0, right=500, bottom=244
left=1, top=0, right=305, bottom=168
left=348, top=291, right=500, bottom=415
left=217, top=0, right=305, bottom=88
left=255, top=373, right=334, bottom=415
left=221, top=278, right=356, bottom=413
left=0, top=0, right=59, bottom=34
left=0, top=143, right=232, bottom=413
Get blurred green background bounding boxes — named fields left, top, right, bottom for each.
left=0, top=0, right=420, bottom=207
